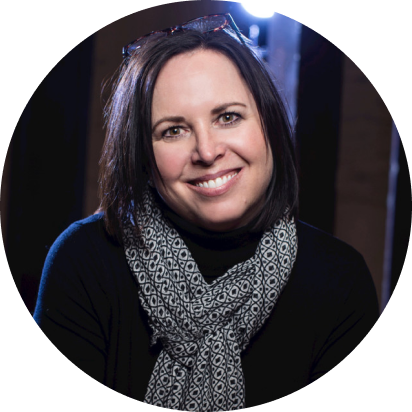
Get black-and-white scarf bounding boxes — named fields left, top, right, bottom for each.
left=123, top=190, right=297, bottom=411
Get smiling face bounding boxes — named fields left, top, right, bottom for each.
left=151, top=49, right=273, bottom=232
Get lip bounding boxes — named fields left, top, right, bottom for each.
left=187, top=168, right=242, bottom=197
left=189, top=168, right=241, bottom=184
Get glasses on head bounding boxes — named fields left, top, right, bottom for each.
left=122, top=13, right=247, bottom=59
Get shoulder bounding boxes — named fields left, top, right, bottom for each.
left=34, top=214, right=131, bottom=339
left=41, top=213, right=124, bottom=283
left=46, top=213, right=117, bottom=258
left=296, top=221, right=367, bottom=271
left=295, top=221, right=379, bottom=337
left=36, top=213, right=131, bottom=318
left=291, top=221, right=378, bottom=310
left=50, top=213, right=110, bottom=247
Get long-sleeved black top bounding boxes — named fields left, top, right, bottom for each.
left=34, top=213, right=379, bottom=408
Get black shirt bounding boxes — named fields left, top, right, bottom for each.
left=34, top=213, right=379, bottom=407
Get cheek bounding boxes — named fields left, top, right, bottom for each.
left=153, top=144, right=187, bottom=182
left=238, top=129, right=270, bottom=164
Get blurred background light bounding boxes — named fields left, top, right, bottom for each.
left=248, top=24, right=260, bottom=47
left=241, top=1, right=276, bottom=18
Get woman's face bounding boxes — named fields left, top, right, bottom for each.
left=151, top=49, right=273, bottom=231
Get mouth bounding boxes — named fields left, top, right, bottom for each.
left=189, top=169, right=241, bottom=189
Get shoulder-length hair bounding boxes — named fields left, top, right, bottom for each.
left=98, top=28, right=299, bottom=243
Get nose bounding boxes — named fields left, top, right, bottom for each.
left=191, top=126, right=226, bottom=166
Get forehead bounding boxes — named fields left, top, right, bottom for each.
left=152, top=49, right=254, bottom=113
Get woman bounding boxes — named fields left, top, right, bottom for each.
left=34, top=14, right=379, bottom=411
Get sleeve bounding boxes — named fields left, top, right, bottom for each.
left=33, top=222, right=109, bottom=382
left=309, top=255, right=380, bottom=382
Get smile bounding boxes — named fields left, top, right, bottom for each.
left=193, top=171, right=239, bottom=188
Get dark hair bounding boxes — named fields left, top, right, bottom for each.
left=98, top=29, right=299, bottom=242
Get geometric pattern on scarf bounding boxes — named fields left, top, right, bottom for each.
left=123, top=190, right=298, bottom=411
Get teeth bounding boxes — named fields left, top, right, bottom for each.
left=194, top=171, right=238, bottom=188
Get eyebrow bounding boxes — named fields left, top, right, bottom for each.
left=151, top=102, right=247, bottom=133
left=152, top=116, right=185, bottom=133
left=211, top=102, right=247, bottom=115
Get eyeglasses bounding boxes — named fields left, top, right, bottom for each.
left=122, top=13, right=246, bottom=59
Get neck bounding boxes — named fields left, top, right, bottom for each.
left=155, top=192, right=264, bottom=282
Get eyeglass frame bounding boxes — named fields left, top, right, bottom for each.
left=122, top=13, right=247, bottom=59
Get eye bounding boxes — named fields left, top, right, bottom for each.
left=218, top=112, right=241, bottom=126
left=163, top=126, right=187, bottom=138
left=166, top=127, right=181, bottom=136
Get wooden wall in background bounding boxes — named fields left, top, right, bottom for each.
left=335, top=56, right=393, bottom=308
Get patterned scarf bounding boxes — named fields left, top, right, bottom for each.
left=123, top=190, right=298, bottom=411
